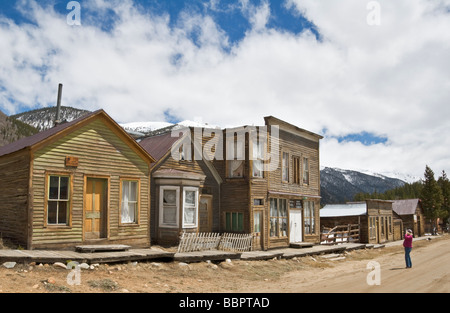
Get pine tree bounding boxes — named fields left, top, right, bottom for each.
left=421, top=165, right=444, bottom=232
left=437, top=170, right=450, bottom=228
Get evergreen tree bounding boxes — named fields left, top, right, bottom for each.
left=420, top=165, right=444, bottom=232
left=437, top=170, right=450, bottom=227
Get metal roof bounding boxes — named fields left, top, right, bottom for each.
left=138, top=132, right=181, bottom=162
left=392, top=199, right=420, bottom=215
left=320, top=203, right=367, bottom=217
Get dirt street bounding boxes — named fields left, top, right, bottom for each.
left=0, top=235, right=448, bottom=293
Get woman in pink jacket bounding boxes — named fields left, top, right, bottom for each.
left=403, top=229, right=413, bottom=268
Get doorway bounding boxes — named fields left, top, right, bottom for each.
left=84, top=178, right=108, bottom=240
left=289, top=210, right=303, bottom=243
left=199, top=195, right=213, bottom=233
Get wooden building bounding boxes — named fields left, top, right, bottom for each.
left=392, top=199, right=425, bottom=237
left=0, top=110, right=155, bottom=250
left=139, top=128, right=222, bottom=246
left=214, top=116, right=323, bottom=250
left=321, top=200, right=401, bottom=244
left=139, top=116, right=323, bottom=250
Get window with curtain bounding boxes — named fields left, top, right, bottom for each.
left=121, top=180, right=138, bottom=224
left=183, top=187, right=198, bottom=228
left=227, top=138, right=245, bottom=178
left=160, top=187, right=179, bottom=227
left=304, top=201, right=315, bottom=234
left=47, top=175, right=70, bottom=225
left=270, top=198, right=287, bottom=237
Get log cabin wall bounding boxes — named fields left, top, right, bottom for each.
left=0, top=150, right=31, bottom=248
left=30, top=118, right=151, bottom=249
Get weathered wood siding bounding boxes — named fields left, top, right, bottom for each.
left=0, top=150, right=31, bottom=248
left=31, top=118, right=150, bottom=249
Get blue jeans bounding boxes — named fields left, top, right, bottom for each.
left=404, top=247, right=412, bottom=268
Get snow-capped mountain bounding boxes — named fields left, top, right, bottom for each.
left=320, top=167, right=407, bottom=205
left=11, top=106, right=91, bottom=131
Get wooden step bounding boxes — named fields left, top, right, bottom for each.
left=75, top=245, right=131, bottom=253
left=289, top=242, right=314, bottom=249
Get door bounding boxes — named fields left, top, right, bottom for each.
left=84, top=178, right=108, bottom=240
left=289, top=210, right=302, bottom=243
left=199, top=195, right=213, bottom=232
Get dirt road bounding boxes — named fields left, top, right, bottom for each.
left=0, top=235, right=448, bottom=293
left=252, top=235, right=450, bottom=293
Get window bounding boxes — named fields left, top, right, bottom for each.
left=253, top=211, right=262, bottom=234
left=121, top=180, right=139, bottom=224
left=303, top=157, right=309, bottom=185
left=252, top=140, right=264, bottom=178
left=159, top=187, right=179, bottom=227
left=253, top=198, right=264, bottom=206
left=282, top=152, right=289, bottom=182
left=225, top=212, right=244, bottom=232
left=270, top=198, right=287, bottom=237
left=293, top=156, right=301, bottom=184
left=183, top=187, right=198, bottom=228
left=228, top=138, right=244, bottom=178
left=47, top=175, right=70, bottom=225
left=304, top=201, right=315, bottom=235
left=369, top=217, right=376, bottom=239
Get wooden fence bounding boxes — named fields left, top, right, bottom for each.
left=320, top=224, right=360, bottom=245
left=177, top=232, right=253, bottom=253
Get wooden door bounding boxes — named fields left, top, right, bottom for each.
left=84, top=178, right=107, bottom=240
left=199, top=195, right=213, bottom=232
left=289, top=210, right=303, bottom=243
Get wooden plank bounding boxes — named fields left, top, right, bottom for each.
left=75, top=244, right=131, bottom=253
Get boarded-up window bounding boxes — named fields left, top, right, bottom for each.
left=47, top=175, right=70, bottom=225
left=293, top=156, right=301, bottom=184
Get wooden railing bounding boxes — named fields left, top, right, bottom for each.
left=321, top=224, right=360, bottom=245
left=177, top=232, right=253, bottom=253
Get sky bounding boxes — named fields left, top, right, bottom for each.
left=0, top=0, right=449, bottom=179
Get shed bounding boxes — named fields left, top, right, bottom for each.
left=392, top=199, right=425, bottom=237
left=321, top=200, right=401, bottom=244
left=0, top=110, right=155, bottom=249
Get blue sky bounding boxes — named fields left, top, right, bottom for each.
left=0, top=0, right=449, bottom=177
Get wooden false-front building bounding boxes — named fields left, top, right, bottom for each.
left=214, top=116, right=323, bottom=250
left=392, top=199, right=425, bottom=237
left=0, top=110, right=155, bottom=249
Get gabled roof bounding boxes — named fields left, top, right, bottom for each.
left=139, top=132, right=181, bottom=162
left=320, top=203, right=367, bottom=217
left=0, top=109, right=155, bottom=163
left=392, top=199, right=421, bottom=215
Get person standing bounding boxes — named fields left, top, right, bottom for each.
left=403, top=229, right=413, bottom=268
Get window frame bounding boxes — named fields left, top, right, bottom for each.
left=302, top=157, right=310, bottom=185
left=292, top=156, right=301, bottom=185
left=119, top=178, right=140, bottom=225
left=303, top=200, right=315, bottom=235
left=269, top=198, right=288, bottom=238
left=225, top=212, right=244, bottom=233
left=282, top=151, right=289, bottom=183
left=45, top=172, right=72, bottom=227
left=251, top=139, right=265, bottom=178
left=159, top=186, right=180, bottom=228
left=182, top=187, right=199, bottom=228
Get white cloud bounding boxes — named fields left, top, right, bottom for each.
left=0, top=0, right=449, bottom=178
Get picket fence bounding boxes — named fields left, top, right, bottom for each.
left=177, top=232, right=253, bottom=253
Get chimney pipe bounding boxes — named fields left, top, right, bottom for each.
left=55, top=83, right=63, bottom=126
